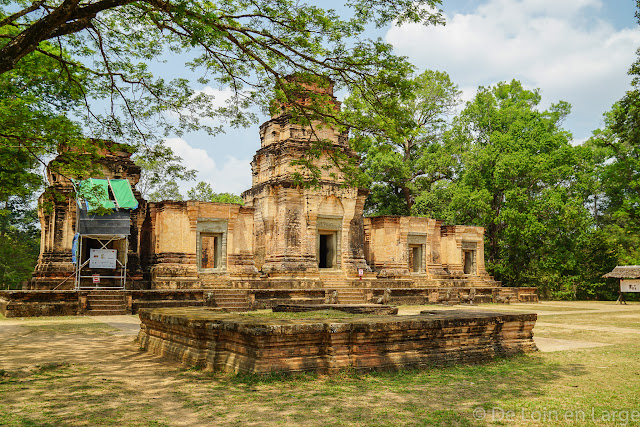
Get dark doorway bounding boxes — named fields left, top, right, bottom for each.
left=318, top=233, right=335, bottom=268
left=201, top=234, right=219, bottom=269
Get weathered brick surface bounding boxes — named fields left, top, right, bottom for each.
left=137, top=308, right=537, bottom=374
left=0, top=286, right=538, bottom=317
left=273, top=304, right=399, bottom=315
left=0, top=290, right=80, bottom=317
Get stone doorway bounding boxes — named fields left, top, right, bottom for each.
left=408, top=244, right=423, bottom=273
left=200, top=234, right=221, bottom=269
left=318, top=232, right=336, bottom=269
left=463, top=250, right=475, bottom=275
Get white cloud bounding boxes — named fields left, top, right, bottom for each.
left=386, top=0, right=640, bottom=138
left=164, top=86, right=237, bottom=126
left=165, top=137, right=252, bottom=196
left=195, top=86, right=236, bottom=110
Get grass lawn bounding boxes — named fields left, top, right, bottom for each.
left=1, top=301, right=639, bottom=426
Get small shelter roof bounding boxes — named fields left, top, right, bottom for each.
left=603, top=266, right=640, bottom=279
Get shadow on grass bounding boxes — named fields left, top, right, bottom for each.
left=163, top=352, right=590, bottom=426
left=196, top=352, right=588, bottom=406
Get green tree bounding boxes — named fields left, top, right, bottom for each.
left=186, top=181, right=215, bottom=201
left=414, top=80, right=605, bottom=296
left=148, top=180, right=183, bottom=202
left=0, top=41, right=99, bottom=286
left=187, top=181, right=243, bottom=205
left=343, top=69, right=461, bottom=215
left=134, top=144, right=196, bottom=200
left=0, top=197, right=40, bottom=289
left=588, top=3, right=640, bottom=266
left=211, top=193, right=244, bottom=205
left=588, top=107, right=640, bottom=265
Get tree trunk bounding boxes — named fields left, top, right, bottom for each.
left=401, top=185, right=413, bottom=215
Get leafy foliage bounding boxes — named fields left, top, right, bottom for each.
left=148, top=180, right=183, bottom=202
left=134, top=144, right=196, bottom=200
left=1, top=0, right=444, bottom=154
left=186, top=181, right=243, bottom=205
left=344, top=69, right=461, bottom=215
left=0, top=40, right=95, bottom=286
left=412, top=80, right=615, bottom=298
left=0, top=198, right=39, bottom=289
left=588, top=3, right=640, bottom=266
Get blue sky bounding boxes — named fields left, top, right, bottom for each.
left=153, top=0, right=640, bottom=195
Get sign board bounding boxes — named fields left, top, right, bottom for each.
left=358, top=268, right=364, bottom=281
left=621, top=279, right=640, bottom=293
left=92, top=274, right=100, bottom=284
left=89, top=249, right=117, bottom=269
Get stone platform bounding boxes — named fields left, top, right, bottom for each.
left=0, top=287, right=538, bottom=317
left=137, top=308, right=537, bottom=374
left=273, top=303, right=398, bottom=315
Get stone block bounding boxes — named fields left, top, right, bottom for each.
left=137, top=308, right=537, bottom=374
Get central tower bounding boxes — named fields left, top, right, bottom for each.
left=242, top=77, right=370, bottom=280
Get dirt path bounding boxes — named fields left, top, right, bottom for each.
left=535, top=321, right=640, bottom=335
left=0, top=317, right=211, bottom=426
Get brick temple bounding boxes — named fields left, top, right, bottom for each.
left=10, top=78, right=537, bottom=316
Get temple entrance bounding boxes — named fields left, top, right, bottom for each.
left=409, top=244, right=423, bottom=273
left=463, top=250, right=475, bottom=275
left=318, top=232, right=336, bottom=269
left=200, top=233, right=221, bottom=269
left=74, top=235, right=128, bottom=289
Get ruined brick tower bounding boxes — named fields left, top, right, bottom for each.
left=30, top=143, right=145, bottom=289
left=242, top=76, right=371, bottom=279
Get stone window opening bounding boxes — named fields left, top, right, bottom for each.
left=318, top=231, right=337, bottom=269
left=408, top=244, right=424, bottom=273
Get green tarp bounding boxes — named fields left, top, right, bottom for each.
left=109, top=179, right=138, bottom=209
left=80, top=178, right=138, bottom=210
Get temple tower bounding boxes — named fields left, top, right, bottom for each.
left=30, top=143, right=145, bottom=289
left=242, top=77, right=370, bottom=279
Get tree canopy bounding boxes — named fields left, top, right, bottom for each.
left=0, top=0, right=446, bottom=205
left=1, top=0, right=444, bottom=145
left=186, top=181, right=243, bottom=204
left=343, top=69, right=461, bottom=215
left=411, top=80, right=616, bottom=298
left=586, top=2, right=640, bottom=267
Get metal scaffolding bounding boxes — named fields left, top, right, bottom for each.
left=72, top=178, right=137, bottom=290
left=74, top=234, right=128, bottom=290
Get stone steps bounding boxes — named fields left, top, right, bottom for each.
left=86, top=309, right=130, bottom=316
left=320, top=272, right=349, bottom=288
left=85, top=290, right=129, bottom=316
left=209, top=290, right=250, bottom=311
left=334, top=289, right=366, bottom=304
